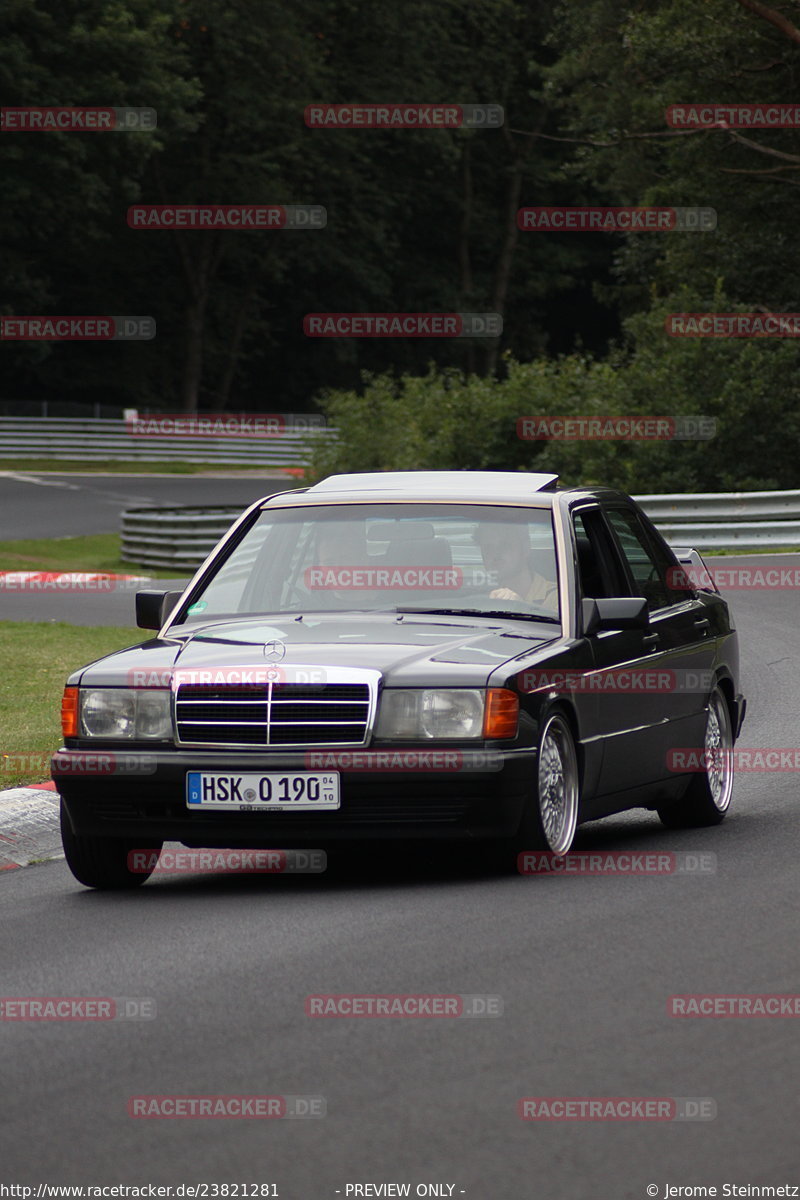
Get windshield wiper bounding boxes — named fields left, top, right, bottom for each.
left=394, top=606, right=561, bottom=624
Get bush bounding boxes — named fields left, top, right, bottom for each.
left=307, top=284, right=800, bottom=494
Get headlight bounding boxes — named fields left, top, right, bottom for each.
left=79, top=690, right=172, bottom=740
left=375, top=689, right=486, bottom=740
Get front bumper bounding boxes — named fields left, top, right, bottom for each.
left=53, top=747, right=535, bottom=844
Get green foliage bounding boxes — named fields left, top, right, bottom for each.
left=309, top=281, right=800, bottom=493
left=3, top=0, right=800, bottom=492
left=0, top=0, right=613, bottom=411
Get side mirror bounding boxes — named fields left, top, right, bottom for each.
left=582, top=596, right=649, bottom=634
left=136, top=589, right=184, bottom=630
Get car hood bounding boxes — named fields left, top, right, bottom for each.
left=74, top=612, right=560, bottom=688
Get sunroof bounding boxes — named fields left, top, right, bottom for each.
left=307, top=471, right=559, bottom=492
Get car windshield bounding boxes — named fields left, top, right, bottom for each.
left=177, top=502, right=560, bottom=624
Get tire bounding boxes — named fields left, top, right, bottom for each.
left=657, top=686, right=734, bottom=829
left=510, top=711, right=581, bottom=857
left=60, top=799, right=163, bottom=889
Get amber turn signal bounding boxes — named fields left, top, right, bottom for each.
left=483, top=688, right=519, bottom=739
left=61, top=687, right=79, bottom=738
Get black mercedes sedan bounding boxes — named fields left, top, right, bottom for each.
left=53, top=470, right=746, bottom=888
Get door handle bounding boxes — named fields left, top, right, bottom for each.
left=642, top=632, right=660, bottom=649
left=694, top=618, right=710, bottom=635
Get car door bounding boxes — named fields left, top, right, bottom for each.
left=602, top=503, right=716, bottom=786
left=570, top=503, right=674, bottom=800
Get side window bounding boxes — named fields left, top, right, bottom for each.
left=572, top=508, right=628, bottom=599
left=637, top=513, right=695, bottom=605
left=195, top=518, right=278, bottom=615
left=604, top=507, right=688, bottom=611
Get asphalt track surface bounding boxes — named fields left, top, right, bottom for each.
left=0, top=577, right=190, bottom=625
left=0, top=471, right=296, bottom=540
left=1, top=559, right=798, bottom=1194
left=0, top=471, right=293, bottom=623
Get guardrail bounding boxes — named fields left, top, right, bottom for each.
left=120, top=488, right=800, bottom=571
left=0, top=416, right=334, bottom=465
left=121, top=507, right=248, bottom=569
left=636, top=489, right=800, bottom=550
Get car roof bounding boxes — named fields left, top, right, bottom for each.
left=262, top=470, right=564, bottom=507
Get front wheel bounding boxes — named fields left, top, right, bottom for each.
left=60, top=799, right=163, bottom=889
left=657, top=686, right=734, bottom=829
left=510, top=711, right=581, bottom=858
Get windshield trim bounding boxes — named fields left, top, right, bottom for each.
left=260, top=497, right=555, bottom=513
left=164, top=499, right=560, bottom=632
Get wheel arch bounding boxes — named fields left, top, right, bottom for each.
left=539, top=699, right=584, bottom=789
left=712, top=672, right=737, bottom=734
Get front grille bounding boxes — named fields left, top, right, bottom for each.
left=175, top=681, right=372, bottom=748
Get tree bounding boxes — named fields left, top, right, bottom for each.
left=0, top=0, right=199, bottom=406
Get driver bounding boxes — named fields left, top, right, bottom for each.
left=301, top=519, right=373, bottom=606
left=474, top=521, right=559, bottom=615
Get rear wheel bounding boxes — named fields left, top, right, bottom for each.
left=511, top=711, right=580, bottom=857
left=658, top=686, right=734, bottom=829
left=60, top=799, right=162, bottom=889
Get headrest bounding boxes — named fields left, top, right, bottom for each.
left=368, top=520, right=435, bottom=541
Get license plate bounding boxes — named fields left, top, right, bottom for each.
left=186, top=772, right=340, bottom=811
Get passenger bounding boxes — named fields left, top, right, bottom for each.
left=475, top=522, right=558, bottom=615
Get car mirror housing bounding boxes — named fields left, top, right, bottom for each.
left=136, top=589, right=184, bottom=630
left=582, top=596, right=649, bottom=634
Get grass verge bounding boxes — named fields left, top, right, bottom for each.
left=0, top=533, right=181, bottom=578
left=0, top=622, right=143, bottom=788
left=703, top=546, right=800, bottom=556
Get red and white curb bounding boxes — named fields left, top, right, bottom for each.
left=0, top=784, right=250, bottom=879
left=0, top=783, right=63, bottom=871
